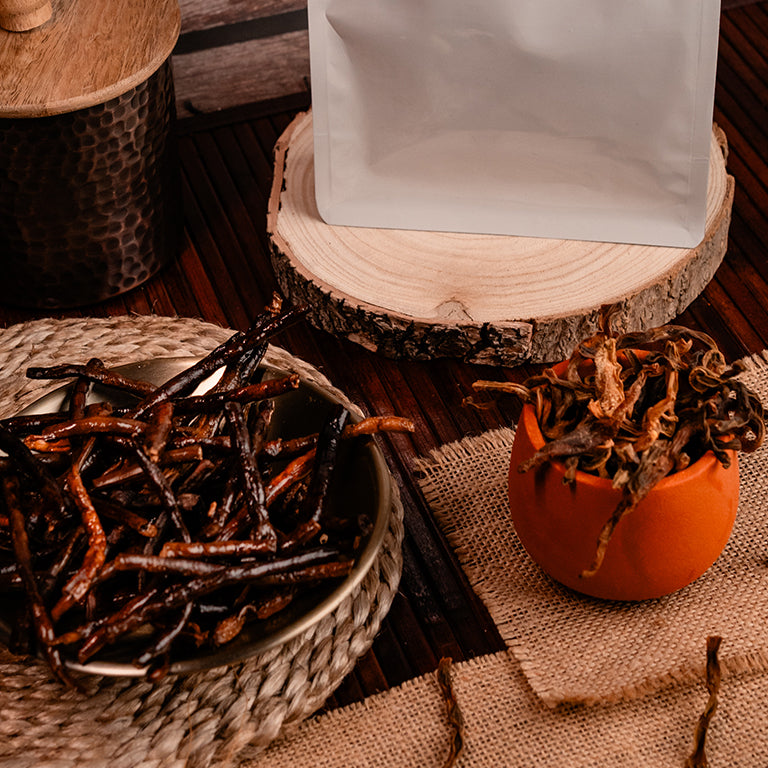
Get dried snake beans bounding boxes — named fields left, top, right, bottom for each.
left=0, top=304, right=414, bottom=685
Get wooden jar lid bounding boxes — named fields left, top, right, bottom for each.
left=0, top=0, right=180, bottom=118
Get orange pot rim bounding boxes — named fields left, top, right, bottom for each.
left=518, top=402, right=736, bottom=492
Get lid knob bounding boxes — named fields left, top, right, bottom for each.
left=0, top=0, right=52, bottom=31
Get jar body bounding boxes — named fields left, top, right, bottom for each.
left=0, top=60, right=181, bottom=309
left=508, top=402, right=739, bottom=601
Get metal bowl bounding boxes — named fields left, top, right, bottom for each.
left=0, top=357, right=392, bottom=677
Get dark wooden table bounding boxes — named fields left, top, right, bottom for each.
left=1, top=1, right=767, bottom=712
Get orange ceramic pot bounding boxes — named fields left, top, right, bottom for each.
left=508, top=398, right=740, bottom=602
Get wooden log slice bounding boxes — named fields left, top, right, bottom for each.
left=268, top=110, right=734, bottom=366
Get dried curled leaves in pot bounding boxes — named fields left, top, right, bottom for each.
left=474, top=323, right=765, bottom=578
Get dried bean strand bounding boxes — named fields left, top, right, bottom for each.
left=127, top=304, right=306, bottom=420
left=26, top=361, right=157, bottom=397
left=224, top=401, right=275, bottom=548
left=78, top=549, right=348, bottom=661
left=5, top=475, right=80, bottom=690
left=176, top=375, right=299, bottom=413
left=51, top=457, right=107, bottom=621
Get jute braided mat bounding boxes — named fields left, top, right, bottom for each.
left=0, top=316, right=404, bottom=768
left=413, top=351, right=768, bottom=709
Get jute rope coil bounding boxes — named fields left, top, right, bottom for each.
left=0, top=315, right=404, bottom=768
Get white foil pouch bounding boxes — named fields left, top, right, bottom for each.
left=308, top=0, right=721, bottom=247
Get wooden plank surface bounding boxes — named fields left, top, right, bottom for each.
left=173, top=31, right=309, bottom=119
left=179, top=0, right=305, bottom=34
left=173, top=0, right=309, bottom=117
left=0, top=2, right=767, bottom=708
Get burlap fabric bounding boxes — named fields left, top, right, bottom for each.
left=413, top=351, right=768, bottom=708
left=0, top=317, right=404, bottom=768
left=247, top=650, right=768, bottom=767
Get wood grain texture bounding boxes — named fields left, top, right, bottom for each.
left=0, top=0, right=180, bottom=117
left=268, top=111, right=733, bottom=365
left=172, top=31, right=309, bottom=118
left=0, top=0, right=52, bottom=31
left=179, top=0, right=305, bottom=33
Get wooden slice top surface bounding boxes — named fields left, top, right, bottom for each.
left=0, top=0, right=180, bottom=117
left=270, top=110, right=730, bottom=328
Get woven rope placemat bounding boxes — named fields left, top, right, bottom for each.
left=0, top=316, right=404, bottom=768
left=413, top=351, right=768, bottom=708
left=244, top=649, right=768, bottom=768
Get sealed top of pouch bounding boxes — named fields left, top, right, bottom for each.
left=308, top=0, right=721, bottom=248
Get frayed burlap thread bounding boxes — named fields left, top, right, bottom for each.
left=0, top=316, right=404, bottom=768
left=414, top=353, right=768, bottom=708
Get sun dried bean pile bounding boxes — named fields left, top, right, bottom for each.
left=474, top=320, right=765, bottom=577
left=0, top=299, right=413, bottom=688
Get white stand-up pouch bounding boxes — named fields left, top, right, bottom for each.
left=308, top=0, right=721, bottom=247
